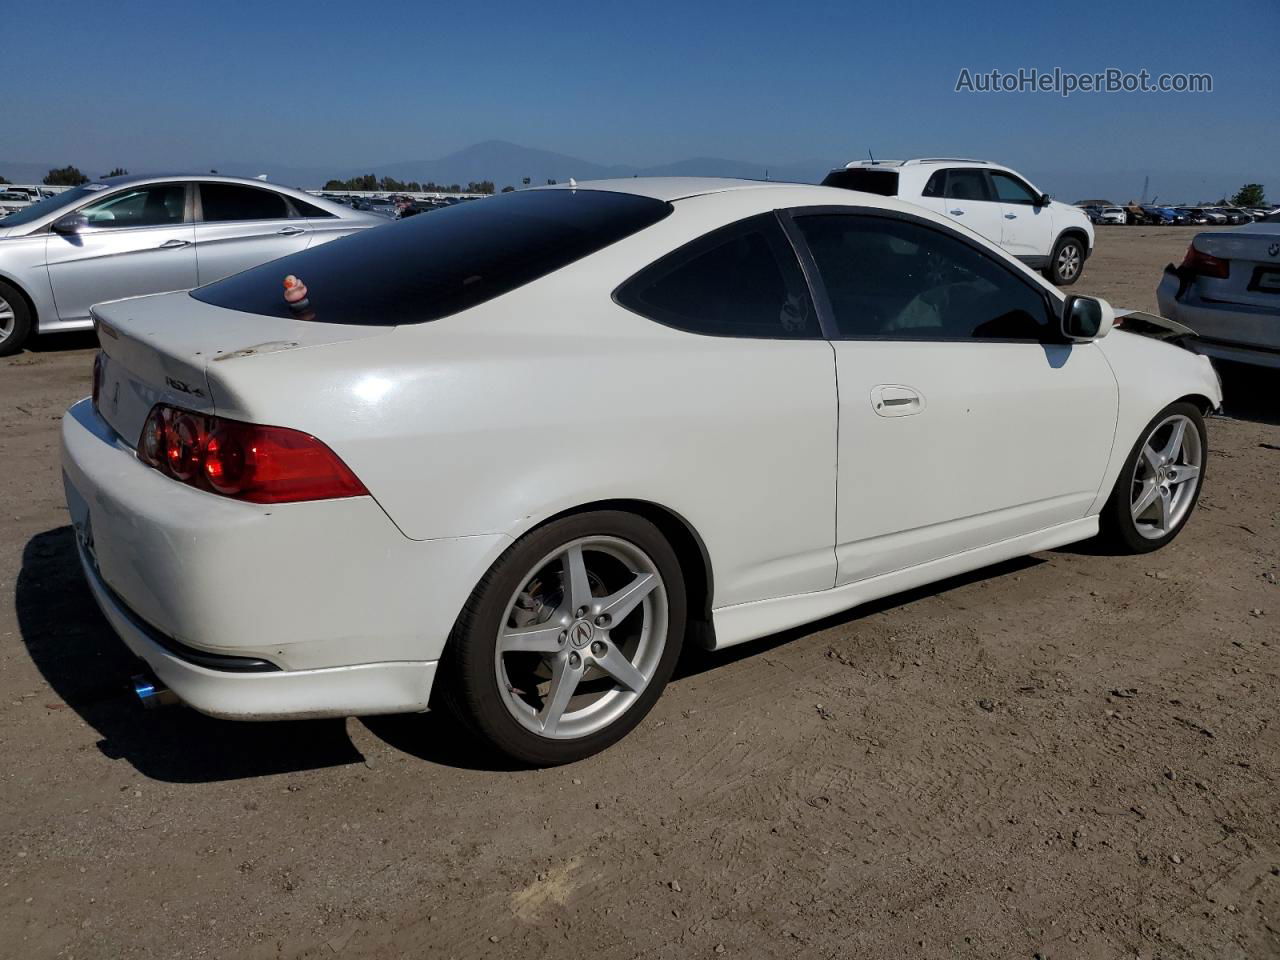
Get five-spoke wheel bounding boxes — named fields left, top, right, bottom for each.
left=1102, top=401, right=1207, bottom=553
left=441, top=511, right=686, bottom=766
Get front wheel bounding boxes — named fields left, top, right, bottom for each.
left=0, top=281, right=33, bottom=357
left=1099, top=402, right=1207, bottom=553
left=439, top=511, right=686, bottom=766
left=1046, top=235, right=1085, bottom=286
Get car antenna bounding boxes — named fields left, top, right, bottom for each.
left=867, top=148, right=876, bottom=166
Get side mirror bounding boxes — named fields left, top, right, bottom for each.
left=1036, top=193, right=1051, bottom=207
left=1062, top=295, right=1114, bottom=341
left=52, top=213, right=88, bottom=235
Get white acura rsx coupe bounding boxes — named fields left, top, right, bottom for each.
left=62, top=178, right=1221, bottom=765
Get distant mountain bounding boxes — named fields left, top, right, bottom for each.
left=4, top=143, right=1270, bottom=204
left=350, top=140, right=827, bottom=190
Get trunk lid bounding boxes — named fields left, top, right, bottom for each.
left=92, top=290, right=391, bottom=444
left=1191, top=224, right=1280, bottom=310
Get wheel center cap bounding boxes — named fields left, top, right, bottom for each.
left=568, top=618, right=595, bottom=649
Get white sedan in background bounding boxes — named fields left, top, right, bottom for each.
left=62, top=179, right=1221, bottom=765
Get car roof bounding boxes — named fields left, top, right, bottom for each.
left=85, top=172, right=317, bottom=194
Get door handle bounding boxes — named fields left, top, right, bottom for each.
left=1004, top=213, right=1017, bottom=219
left=158, top=238, right=191, bottom=249
left=276, top=226, right=306, bottom=236
left=871, top=384, right=926, bottom=417
left=949, top=209, right=964, bottom=216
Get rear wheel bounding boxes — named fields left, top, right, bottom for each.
left=440, top=510, right=686, bottom=766
left=1100, top=402, right=1207, bottom=553
left=0, top=281, right=33, bottom=357
left=1046, top=235, right=1085, bottom=286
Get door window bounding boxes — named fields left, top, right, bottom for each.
left=615, top=214, right=817, bottom=339
left=941, top=169, right=993, bottom=202
left=200, top=183, right=290, bottom=222
left=80, top=185, right=186, bottom=228
left=793, top=213, right=1054, bottom=341
left=990, top=172, right=1040, bottom=205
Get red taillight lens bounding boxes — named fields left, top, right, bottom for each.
left=91, top=352, right=104, bottom=410
left=1179, top=243, right=1229, bottom=279
left=137, top=405, right=367, bottom=504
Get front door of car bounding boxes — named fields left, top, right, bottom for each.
left=193, top=182, right=312, bottom=284
left=786, top=210, right=1118, bottom=585
left=939, top=168, right=1005, bottom=248
left=990, top=171, right=1054, bottom=259
left=45, top=183, right=196, bottom=322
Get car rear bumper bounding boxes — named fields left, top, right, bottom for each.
left=60, top=397, right=511, bottom=718
left=1157, top=268, right=1280, bottom=368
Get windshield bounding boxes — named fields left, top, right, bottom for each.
left=0, top=185, right=105, bottom=226
left=192, top=188, right=673, bottom=325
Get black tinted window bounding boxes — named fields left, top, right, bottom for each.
left=820, top=168, right=899, bottom=197
left=942, top=169, right=992, bottom=201
left=991, top=172, right=1038, bottom=204
left=922, top=172, right=946, bottom=198
left=794, top=214, right=1052, bottom=341
left=293, top=196, right=337, bottom=218
left=200, top=184, right=290, bottom=222
left=193, top=189, right=672, bottom=325
left=615, top=214, right=817, bottom=339
left=81, top=184, right=185, bottom=228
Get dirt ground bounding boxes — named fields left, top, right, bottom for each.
left=2, top=226, right=1277, bottom=960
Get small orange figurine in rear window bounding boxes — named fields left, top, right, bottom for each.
left=283, top=274, right=309, bottom=309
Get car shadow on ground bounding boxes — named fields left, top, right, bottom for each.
left=18, top=525, right=1051, bottom=778
left=16, top=527, right=366, bottom=783
left=29, top=331, right=98, bottom=353
left=1217, top=361, right=1279, bottom=426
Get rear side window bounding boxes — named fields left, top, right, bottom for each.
left=615, top=213, right=817, bottom=339
left=942, top=169, right=993, bottom=202
left=192, top=189, right=673, bottom=325
left=819, top=168, right=899, bottom=197
left=200, top=184, right=290, bottom=222
left=922, top=171, right=946, bottom=197
left=293, top=196, right=338, bottom=219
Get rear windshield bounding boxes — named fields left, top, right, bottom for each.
left=191, top=189, right=673, bottom=325
left=820, top=168, right=900, bottom=197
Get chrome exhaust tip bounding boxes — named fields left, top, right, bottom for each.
left=131, top=673, right=178, bottom=710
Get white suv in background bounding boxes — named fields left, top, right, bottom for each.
left=822, top=158, right=1095, bottom=286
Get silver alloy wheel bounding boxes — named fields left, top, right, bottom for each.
left=1130, top=413, right=1202, bottom=540
left=1056, top=242, right=1081, bottom=281
left=494, top=536, right=668, bottom=740
left=0, top=294, right=14, bottom=344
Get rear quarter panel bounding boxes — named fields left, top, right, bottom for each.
left=206, top=191, right=846, bottom=609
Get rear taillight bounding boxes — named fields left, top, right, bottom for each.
left=91, top=352, right=104, bottom=410
left=137, top=404, right=367, bottom=504
left=1179, top=243, right=1229, bottom=279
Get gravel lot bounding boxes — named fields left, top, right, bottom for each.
left=2, top=226, right=1277, bottom=959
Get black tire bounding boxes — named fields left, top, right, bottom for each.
left=0, top=280, right=33, bottom=357
left=1099, top=401, right=1207, bottom=554
left=1046, top=234, right=1086, bottom=286
left=439, top=510, right=687, bottom=766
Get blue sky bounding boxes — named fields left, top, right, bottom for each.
left=5, top=0, right=1278, bottom=198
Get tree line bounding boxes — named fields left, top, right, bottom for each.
left=323, top=175, right=495, bottom=194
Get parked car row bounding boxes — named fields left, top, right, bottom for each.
left=1077, top=201, right=1275, bottom=226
